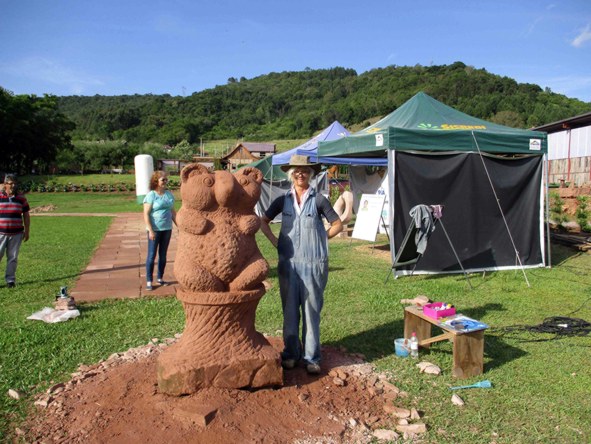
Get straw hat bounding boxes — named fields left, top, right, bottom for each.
left=280, top=154, right=321, bottom=174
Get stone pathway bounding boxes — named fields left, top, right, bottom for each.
left=35, top=213, right=177, bottom=302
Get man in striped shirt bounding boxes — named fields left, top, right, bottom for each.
left=0, top=174, right=30, bottom=288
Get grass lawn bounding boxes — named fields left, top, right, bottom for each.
left=1, top=192, right=590, bottom=443
left=25, top=191, right=181, bottom=213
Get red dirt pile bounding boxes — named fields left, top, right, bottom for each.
left=22, top=337, right=427, bottom=443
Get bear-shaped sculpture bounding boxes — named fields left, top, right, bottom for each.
left=158, top=163, right=282, bottom=395
left=174, top=164, right=269, bottom=293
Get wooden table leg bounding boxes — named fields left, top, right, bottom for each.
left=404, top=310, right=432, bottom=348
left=452, top=330, right=484, bottom=378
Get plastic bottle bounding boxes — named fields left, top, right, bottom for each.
left=410, top=332, right=419, bottom=359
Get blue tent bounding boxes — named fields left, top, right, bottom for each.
left=246, top=121, right=387, bottom=220
left=271, top=121, right=350, bottom=165
left=272, top=120, right=387, bottom=167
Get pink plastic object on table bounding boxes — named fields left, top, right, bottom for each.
left=423, top=302, right=456, bottom=319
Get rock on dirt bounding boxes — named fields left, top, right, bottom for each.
left=7, top=389, right=23, bottom=400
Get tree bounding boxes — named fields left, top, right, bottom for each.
left=53, top=64, right=591, bottom=145
left=0, top=88, right=73, bottom=174
left=490, top=110, right=524, bottom=128
left=56, top=142, right=93, bottom=174
left=170, top=140, right=195, bottom=161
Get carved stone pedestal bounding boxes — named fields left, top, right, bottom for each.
left=157, top=285, right=282, bottom=395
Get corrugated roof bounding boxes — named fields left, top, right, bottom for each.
left=532, top=111, right=591, bottom=133
left=240, top=142, right=276, bottom=153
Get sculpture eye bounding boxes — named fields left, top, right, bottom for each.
left=239, top=177, right=249, bottom=186
left=203, top=177, right=214, bottom=187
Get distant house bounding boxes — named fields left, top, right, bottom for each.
left=222, top=142, right=276, bottom=171
left=534, top=112, right=591, bottom=186
left=157, top=159, right=191, bottom=174
left=191, top=156, right=215, bottom=171
left=157, top=157, right=216, bottom=174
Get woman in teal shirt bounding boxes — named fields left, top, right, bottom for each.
left=143, top=171, right=176, bottom=291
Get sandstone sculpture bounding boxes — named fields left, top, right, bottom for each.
left=331, top=190, right=354, bottom=237
left=333, top=190, right=354, bottom=225
left=157, top=164, right=282, bottom=395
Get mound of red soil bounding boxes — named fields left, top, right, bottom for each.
left=23, top=337, right=423, bottom=443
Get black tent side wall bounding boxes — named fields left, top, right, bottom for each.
left=392, top=151, right=544, bottom=272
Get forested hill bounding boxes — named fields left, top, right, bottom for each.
left=57, top=62, right=591, bottom=145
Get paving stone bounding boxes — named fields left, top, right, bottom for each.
left=67, top=213, right=178, bottom=302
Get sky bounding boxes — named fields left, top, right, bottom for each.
left=1, top=0, right=591, bottom=102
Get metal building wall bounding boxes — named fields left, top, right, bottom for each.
left=547, top=126, right=591, bottom=185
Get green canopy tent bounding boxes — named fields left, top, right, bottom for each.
left=319, top=91, right=546, bottom=157
left=241, top=156, right=289, bottom=217
left=318, top=92, right=549, bottom=281
left=247, top=155, right=288, bottom=181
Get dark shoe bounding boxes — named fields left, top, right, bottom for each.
left=157, top=279, right=169, bottom=286
left=6, top=282, right=15, bottom=288
left=146, top=282, right=153, bottom=291
left=306, top=363, right=321, bottom=375
left=281, top=359, right=296, bottom=370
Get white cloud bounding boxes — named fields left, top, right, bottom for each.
left=0, top=56, right=104, bottom=94
left=572, top=24, right=591, bottom=48
left=386, top=53, right=397, bottom=63
left=525, top=17, right=543, bottom=37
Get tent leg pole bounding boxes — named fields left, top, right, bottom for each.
left=438, top=219, right=473, bottom=290
left=381, top=216, right=391, bottom=244
left=384, top=267, right=393, bottom=284
left=544, top=154, right=552, bottom=269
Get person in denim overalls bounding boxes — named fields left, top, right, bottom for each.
left=261, top=155, right=342, bottom=374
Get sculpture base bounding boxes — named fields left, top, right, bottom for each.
left=157, top=287, right=282, bottom=395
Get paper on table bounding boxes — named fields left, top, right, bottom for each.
left=439, top=314, right=488, bottom=333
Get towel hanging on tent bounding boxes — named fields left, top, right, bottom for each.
left=409, top=204, right=436, bottom=254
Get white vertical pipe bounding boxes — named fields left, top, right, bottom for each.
left=134, top=154, right=154, bottom=204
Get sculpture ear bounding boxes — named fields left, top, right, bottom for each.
left=181, top=163, right=210, bottom=183
left=238, top=167, right=263, bottom=184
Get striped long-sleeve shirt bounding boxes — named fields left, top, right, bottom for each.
left=0, top=192, right=30, bottom=234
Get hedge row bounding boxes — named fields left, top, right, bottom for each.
left=19, top=179, right=181, bottom=193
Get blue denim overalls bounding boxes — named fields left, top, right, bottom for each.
left=277, top=189, right=329, bottom=365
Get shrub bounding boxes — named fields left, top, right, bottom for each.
left=549, top=192, right=568, bottom=225
left=576, top=196, right=591, bottom=232
left=167, top=178, right=180, bottom=189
